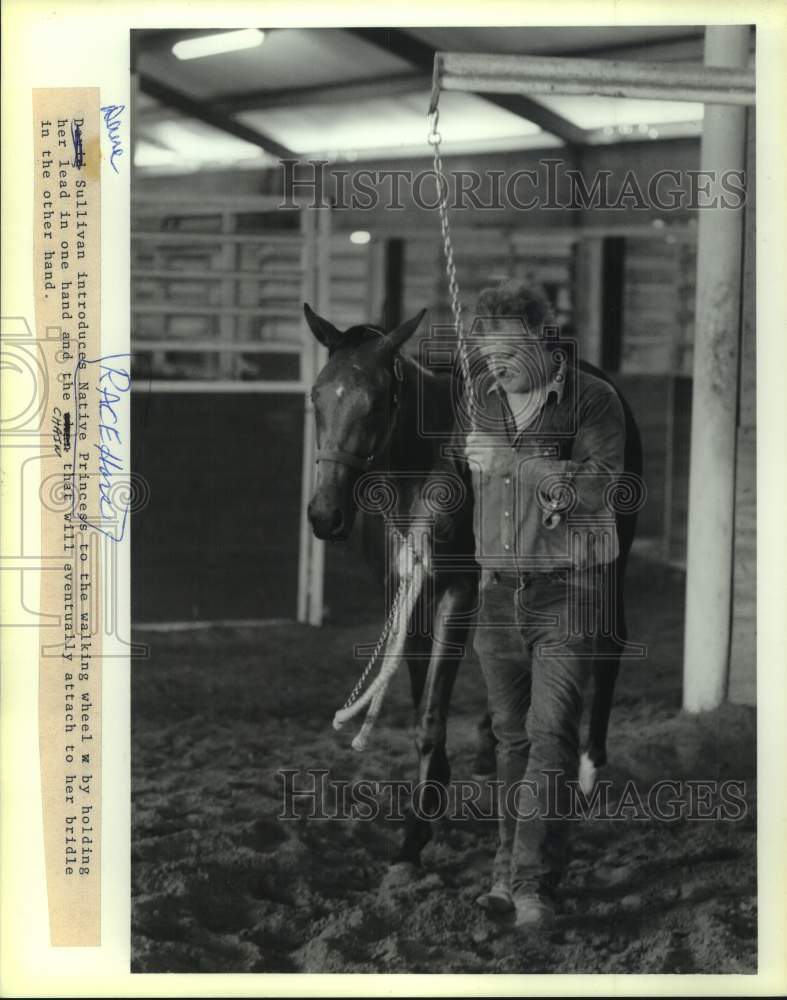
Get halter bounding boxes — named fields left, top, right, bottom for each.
left=315, top=352, right=405, bottom=471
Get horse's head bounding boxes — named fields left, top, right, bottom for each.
left=304, top=303, right=426, bottom=541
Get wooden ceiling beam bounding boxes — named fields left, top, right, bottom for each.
left=139, top=73, right=296, bottom=159
left=211, top=71, right=432, bottom=113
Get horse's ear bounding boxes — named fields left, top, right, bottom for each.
left=382, top=308, right=427, bottom=354
left=304, top=303, right=343, bottom=352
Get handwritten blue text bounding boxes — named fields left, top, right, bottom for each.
left=100, top=104, right=125, bottom=174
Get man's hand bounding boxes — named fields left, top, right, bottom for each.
left=465, top=431, right=512, bottom=476
left=397, top=535, right=430, bottom=580
left=537, top=476, right=572, bottom=530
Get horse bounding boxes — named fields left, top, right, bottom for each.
left=303, top=302, right=642, bottom=869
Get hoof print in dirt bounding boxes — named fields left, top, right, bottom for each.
left=378, top=861, right=420, bottom=893
left=378, top=863, right=446, bottom=901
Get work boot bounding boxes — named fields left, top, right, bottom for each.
left=512, top=890, right=556, bottom=929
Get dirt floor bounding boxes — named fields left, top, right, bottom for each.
left=131, top=552, right=757, bottom=973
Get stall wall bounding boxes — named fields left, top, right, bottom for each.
left=132, top=392, right=303, bottom=623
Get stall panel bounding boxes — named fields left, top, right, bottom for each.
left=132, top=392, right=304, bottom=623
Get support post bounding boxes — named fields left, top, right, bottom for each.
left=296, top=206, right=330, bottom=626
left=309, top=208, right=331, bottom=624
left=573, top=237, right=604, bottom=367
left=682, top=26, right=750, bottom=711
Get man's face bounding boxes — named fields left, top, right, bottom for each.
left=477, top=325, right=554, bottom=393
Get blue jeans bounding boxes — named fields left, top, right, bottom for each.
left=473, top=567, right=602, bottom=896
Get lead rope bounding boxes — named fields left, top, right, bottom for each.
left=332, top=102, right=473, bottom=753
left=332, top=526, right=424, bottom=751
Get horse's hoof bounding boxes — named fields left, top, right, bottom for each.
left=578, top=751, right=598, bottom=796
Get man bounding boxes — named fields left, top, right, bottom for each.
left=409, top=280, right=625, bottom=929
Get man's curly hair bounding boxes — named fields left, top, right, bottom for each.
left=475, top=280, right=556, bottom=337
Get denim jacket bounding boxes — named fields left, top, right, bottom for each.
left=422, top=363, right=625, bottom=579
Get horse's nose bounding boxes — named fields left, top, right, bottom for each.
left=308, top=500, right=345, bottom=540
left=327, top=508, right=345, bottom=537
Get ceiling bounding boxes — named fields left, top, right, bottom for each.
left=133, top=26, right=719, bottom=174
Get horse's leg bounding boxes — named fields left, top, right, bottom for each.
left=473, top=709, right=497, bottom=779
left=405, top=634, right=431, bottom=711
left=394, top=634, right=433, bottom=867
left=396, top=574, right=474, bottom=865
left=581, top=558, right=627, bottom=793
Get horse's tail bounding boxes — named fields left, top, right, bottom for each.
left=578, top=359, right=643, bottom=566
left=617, top=389, right=643, bottom=565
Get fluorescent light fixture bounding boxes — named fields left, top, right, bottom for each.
left=350, top=231, right=371, bottom=245
left=172, top=29, right=264, bottom=61
left=537, top=95, right=704, bottom=129
left=238, top=92, right=542, bottom=160
left=133, top=140, right=181, bottom=169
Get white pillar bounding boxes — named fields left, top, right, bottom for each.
left=296, top=205, right=330, bottom=626
left=682, top=26, right=750, bottom=711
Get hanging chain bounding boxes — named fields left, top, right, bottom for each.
left=428, top=108, right=475, bottom=414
